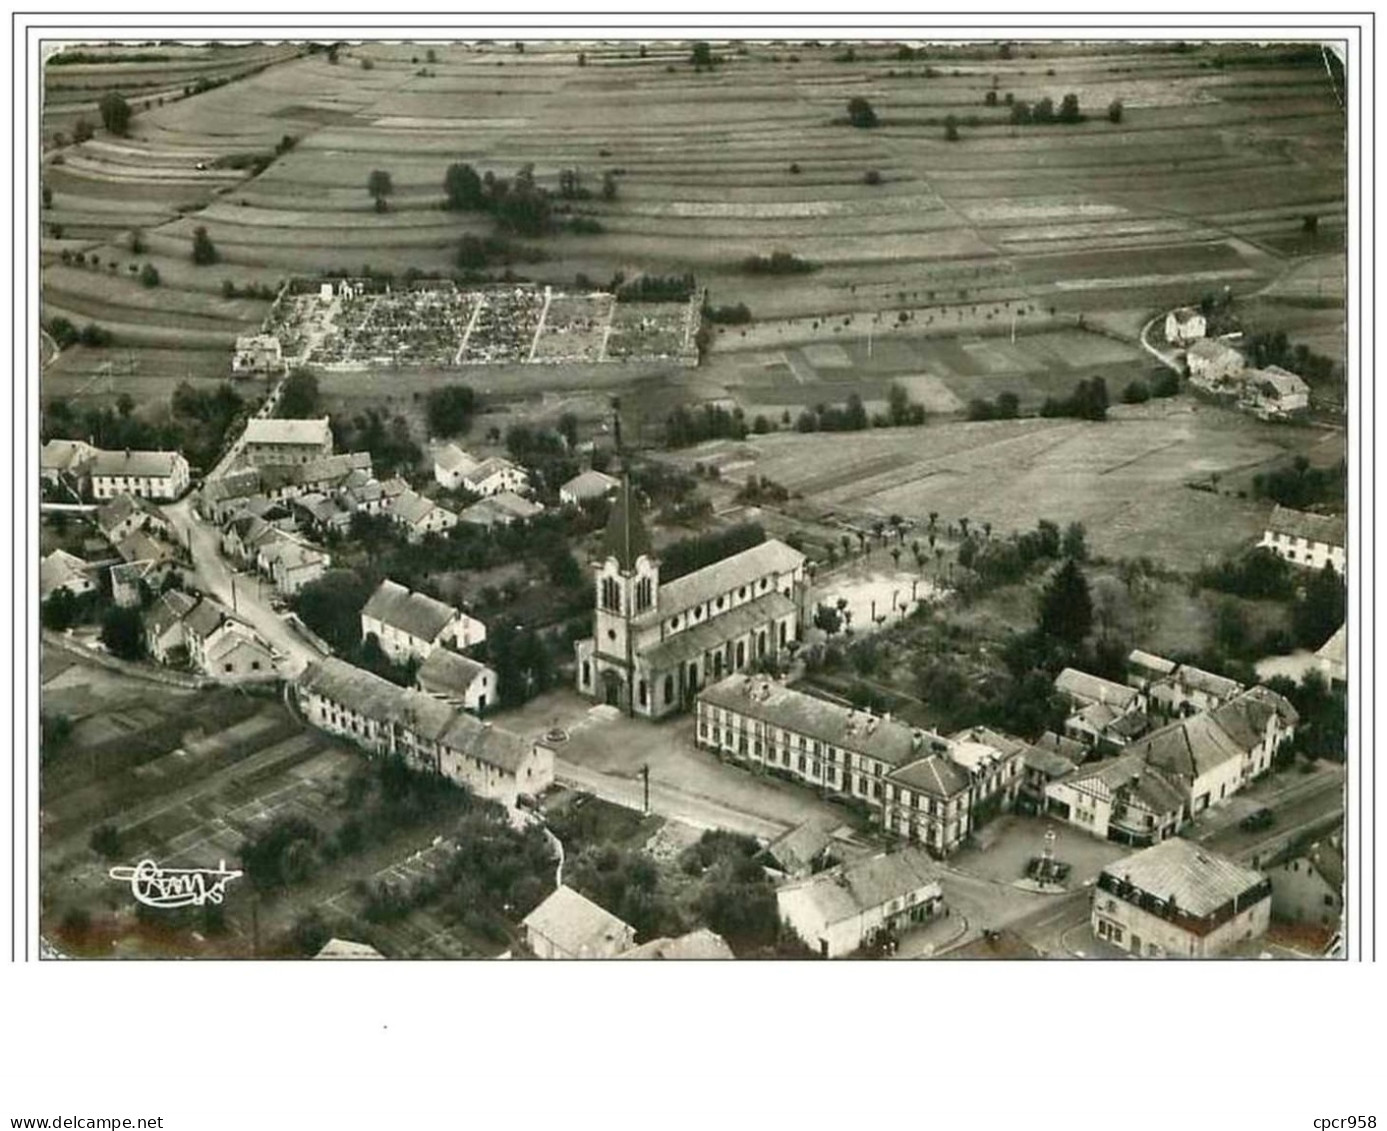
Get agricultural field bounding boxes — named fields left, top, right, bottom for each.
left=655, top=398, right=1346, bottom=572
left=40, top=39, right=1345, bottom=426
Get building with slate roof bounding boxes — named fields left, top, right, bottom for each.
left=361, top=578, right=485, bottom=664
left=575, top=480, right=806, bottom=718
left=89, top=449, right=190, bottom=500
left=1092, top=838, right=1271, bottom=957
left=1259, top=504, right=1346, bottom=574
left=777, top=848, right=944, bottom=958
left=241, top=417, right=334, bottom=467
left=1269, top=831, right=1344, bottom=936
left=416, top=647, right=496, bottom=714
left=696, top=674, right=1023, bottom=856
left=522, top=886, right=635, bottom=959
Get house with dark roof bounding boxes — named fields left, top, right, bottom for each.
left=1045, top=751, right=1187, bottom=847
left=97, top=493, right=173, bottom=545
left=241, top=417, right=334, bottom=467
left=1149, top=662, right=1246, bottom=717
left=777, top=847, right=944, bottom=958
left=577, top=480, right=806, bottom=719
left=361, top=578, right=486, bottom=664
left=89, top=449, right=190, bottom=501
left=459, top=491, right=544, bottom=529
left=697, top=673, right=1018, bottom=856
left=522, top=885, right=635, bottom=959
left=1259, top=504, right=1346, bottom=575
left=1093, top=838, right=1271, bottom=957
left=40, top=549, right=97, bottom=603
left=390, top=489, right=458, bottom=541
left=142, top=590, right=200, bottom=664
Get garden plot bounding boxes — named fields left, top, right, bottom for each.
left=604, top=301, right=693, bottom=362
left=531, top=291, right=614, bottom=362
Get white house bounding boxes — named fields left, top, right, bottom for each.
left=1240, top=365, right=1310, bottom=418
left=1185, top=337, right=1245, bottom=390
left=522, top=886, right=635, bottom=960
left=39, top=549, right=97, bottom=602
left=1045, top=752, right=1186, bottom=847
left=241, top=417, right=334, bottom=467
left=560, top=469, right=620, bottom=507
left=1092, top=838, right=1271, bottom=958
left=360, top=578, right=484, bottom=664
left=232, top=334, right=284, bottom=375
left=463, top=456, right=530, bottom=498
left=416, top=648, right=497, bottom=714
left=1164, top=306, right=1207, bottom=345
left=1317, top=624, right=1347, bottom=688
left=204, top=626, right=277, bottom=682
left=257, top=534, right=330, bottom=597
left=40, top=438, right=96, bottom=489
left=777, top=847, right=944, bottom=959
left=1259, top=505, right=1346, bottom=574
left=1269, top=835, right=1343, bottom=936
left=89, top=449, right=190, bottom=501
left=390, top=490, right=458, bottom=541
left=1054, top=668, right=1142, bottom=713
left=433, top=443, right=480, bottom=490
left=142, top=589, right=200, bottom=664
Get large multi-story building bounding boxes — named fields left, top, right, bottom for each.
left=575, top=482, right=807, bottom=718
left=1259, top=504, right=1346, bottom=575
left=241, top=417, right=334, bottom=467
left=360, top=578, right=486, bottom=665
left=295, top=657, right=553, bottom=807
left=89, top=449, right=190, bottom=501
left=1092, top=838, right=1272, bottom=958
left=696, top=674, right=1024, bottom=856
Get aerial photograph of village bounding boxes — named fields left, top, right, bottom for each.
left=36, top=37, right=1349, bottom=961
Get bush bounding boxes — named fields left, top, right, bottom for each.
left=98, top=92, right=132, bottom=136
left=1107, top=98, right=1123, bottom=123
left=863, top=169, right=882, bottom=185
left=846, top=96, right=878, bottom=128
left=138, top=263, right=160, bottom=287
left=741, top=250, right=817, bottom=275
left=1122, top=379, right=1150, bottom=404
left=72, top=118, right=94, bottom=143
left=191, top=226, right=218, bottom=265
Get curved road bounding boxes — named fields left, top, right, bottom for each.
left=159, top=497, right=322, bottom=678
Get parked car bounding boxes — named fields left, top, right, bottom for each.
left=1239, top=807, right=1275, bottom=832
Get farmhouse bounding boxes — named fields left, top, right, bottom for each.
left=391, top=490, right=458, bottom=541
left=1149, top=663, right=1246, bottom=717
left=199, top=469, right=264, bottom=523
left=40, top=438, right=96, bottom=489
left=97, top=493, right=173, bottom=545
left=295, top=657, right=553, bottom=806
left=1259, top=505, right=1346, bottom=574
left=1054, top=668, right=1142, bottom=712
left=459, top=491, right=543, bottom=529
left=1092, top=838, right=1271, bottom=958
left=560, top=469, right=620, bottom=506
left=522, top=885, right=635, bottom=960
left=361, top=578, right=486, bottom=664
left=462, top=456, right=530, bottom=498
left=142, top=590, right=200, bottom=664
left=1185, top=337, right=1245, bottom=390
left=257, top=534, right=330, bottom=596
left=1126, top=649, right=1177, bottom=691
left=416, top=648, right=496, bottom=714
left=1164, top=306, right=1207, bottom=345
left=777, top=847, right=944, bottom=959
left=1240, top=364, right=1310, bottom=418
left=576, top=482, right=806, bottom=718
left=697, top=673, right=1022, bottom=855
left=1269, top=835, right=1343, bottom=935
left=433, top=443, right=479, bottom=490
left=39, top=549, right=96, bottom=603
left=89, top=449, right=190, bottom=501
left=259, top=451, right=373, bottom=503
left=232, top=333, right=284, bottom=375
left=241, top=417, right=334, bottom=467
left=204, top=628, right=277, bottom=682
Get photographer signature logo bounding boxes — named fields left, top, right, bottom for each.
left=108, top=859, right=243, bottom=908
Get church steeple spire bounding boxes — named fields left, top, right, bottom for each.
left=601, top=475, right=653, bottom=574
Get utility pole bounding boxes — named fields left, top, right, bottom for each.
left=641, top=763, right=650, bottom=815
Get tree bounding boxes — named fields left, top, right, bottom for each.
left=1058, top=93, right=1082, bottom=123
left=129, top=228, right=146, bottom=254
left=279, top=369, right=320, bottom=417
left=1033, top=96, right=1055, bottom=124
left=72, top=118, right=94, bottom=143
left=944, top=114, right=960, bottom=142
left=98, top=92, right=132, bottom=136
left=814, top=603, right=843, bottom=636
left=1107, top=98, right=1124, bottom=124
left=1293, top=564, right=1346, bottom=648
left=138, top=263, right=160, bottom=287
left=100, top=606, right=145, bottom=660
left=690, top=41, right=714, bottom=68
left=1038, top=558, right=1092, bottom=649
left=367, top=169, right=394, bottom=212
left=291, top=570, right=375, bottom=654
left=191, top=226, right=218, bottom=265
left=425, top=384, right=477, bottom=438
left=984, top=90, right=998, bottom=107
left=1061, top=522, right=1088, bottom=562
left=846, top=96, right=878, bottom=129
left=1123, top=379, right=1150, bottom=404
left=443, top=162, right=486, bottom=210
left=41, top=588, right=81, bottom=631
left=601, top=170, right=618, bottom=201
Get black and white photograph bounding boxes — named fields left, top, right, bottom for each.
left=3, top=8, right=1380, bottom=1129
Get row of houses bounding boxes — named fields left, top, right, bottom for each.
left=294, top=656, right=552, bottom=808
left=220, top=509, right=331, bottom=598
left=1259, top=504, right=1347, bottom=575
left=42, top=439, right=191, bottom=502
left=695, top=673, right=1025, bottom=857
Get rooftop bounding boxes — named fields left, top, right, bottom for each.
left=41, top=438, right=95, bottom=473
left=562, top=469, right=620, bottom=501
left=90, top=449, right=184, bottom=479
left=1055, top=668, right=1140, bottom=709
left=362, top=579, right=458, bottom=643
left=1101, top=837, right=1268, bottom=918
left=1060, top=751, right=1186, bottom=816
left=1246, top=364, right=1310, bottom=399
left=313, top=938, right=384, bottom=960
left=1125, top=710, right=1248, bottom=781
left=243, top=417, right=332, bottom=447
left=778, top=848, right=942, bottom=926
left=522, top=885, right=634, bottom=957
left=1172, top=664, right=1244, bottom=699
left=299, top=657, right=457, bottom=742
left=656, top=538, right=805, bottom=619
left=40, top=550, right=93, bottom=600
left=600, top=479, right=653, bottom=572
left=1266, top=504, right=1346, bottom=549
left=1187, top=337, right=1244, bottom=363
left=417, top=648, right=491, bottom=696
left=643, top=592, right=796, bottom=671
left=762, top=818, right=837, bottom=875
left=619, top=929, right=735, bottom=960
left=1128, top=649, right=1177, bottom=678
left=1316, top=623, right=1347, bottom=667
left=434, top=443, right=480, bottom=474
left=142, top=589, right=199, bottom=639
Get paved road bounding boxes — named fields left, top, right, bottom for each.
left=555, top=758, right=787, bottom=840
left=160, top=497, right=322, bottom=678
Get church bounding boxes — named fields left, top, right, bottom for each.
left=575, top=482, right=807, bottom=719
